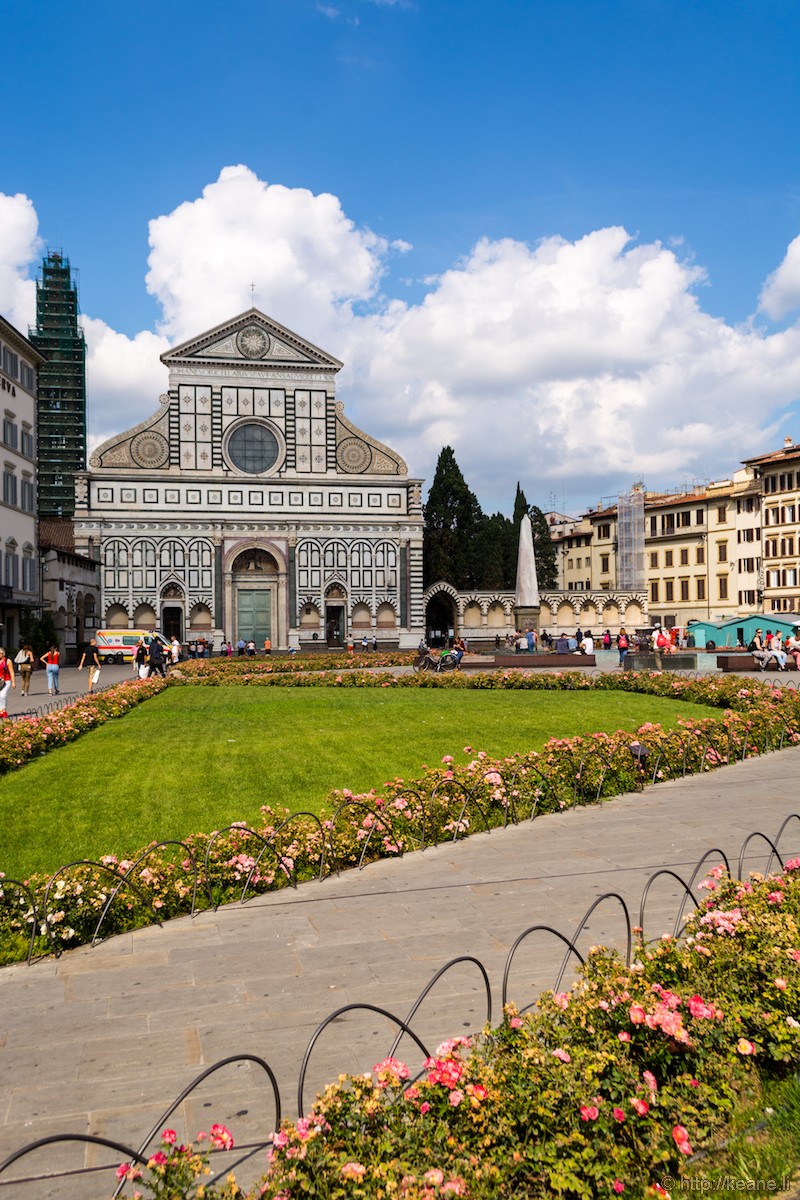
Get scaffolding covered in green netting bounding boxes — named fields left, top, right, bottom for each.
left=29, top=250, right=87, bottom=518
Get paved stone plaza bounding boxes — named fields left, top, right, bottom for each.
left=1, top=734, right=799, bottom=1197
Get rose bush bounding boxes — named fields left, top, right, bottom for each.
left=2, top=668, right=800, bottom=964
left=115, top=866, right=800, bottom=1198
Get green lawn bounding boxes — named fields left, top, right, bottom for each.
left=1, top=687, right=716, bottom=876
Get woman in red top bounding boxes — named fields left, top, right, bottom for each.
left=0, top=646, right=16, bottom=717
left=40, top=645, right=60, bottom=695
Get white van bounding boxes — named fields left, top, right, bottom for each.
left=94, top=630, right=171, bottom=665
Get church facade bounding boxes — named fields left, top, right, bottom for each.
left=73, top=310, right=425, bottom=649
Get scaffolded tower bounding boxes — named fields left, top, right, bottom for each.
left=30, top=251, right=87, bottom=517
left=617, top=484, right=645, bottom=591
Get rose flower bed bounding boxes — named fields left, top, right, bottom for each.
left=117, top=865, right=800, bottom=1199
left=1, top=669, right=799, bottom=964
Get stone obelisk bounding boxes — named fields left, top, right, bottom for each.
left=513, top=513, right=541, bottom=633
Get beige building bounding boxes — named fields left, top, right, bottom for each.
left=0, top=315, right=44, bottom=649
left=743, top=439, right=800, bottom=615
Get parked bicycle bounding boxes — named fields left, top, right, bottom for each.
left=412, top=650, right=461, bottom=674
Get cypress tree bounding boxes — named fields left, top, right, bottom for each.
left=530, top=504, right=558, bottom=590
left=422, top=447, right=484, bottom=588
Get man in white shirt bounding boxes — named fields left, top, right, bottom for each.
left=580, top=631, right=594, bottom=655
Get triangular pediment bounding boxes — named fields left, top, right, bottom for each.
left=161, top=309, right=343, bottom=372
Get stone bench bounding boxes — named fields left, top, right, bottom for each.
left=623, top=653, right=698, bottom=671
left=490, top=654, right=596, bottom=669
left=716, top=654, right=799, bottom=672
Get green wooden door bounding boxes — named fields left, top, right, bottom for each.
left=237, top=589, right=271, bottom=643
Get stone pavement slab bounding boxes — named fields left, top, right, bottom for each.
left=2, top=748, right=800, bottom=1197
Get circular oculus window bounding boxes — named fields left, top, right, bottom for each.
left=226, top=422, right=281, bottom=474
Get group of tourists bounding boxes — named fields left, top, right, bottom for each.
left=132, top=635, right=182, bottom=679
left=748, top=628, right=800, bottom=671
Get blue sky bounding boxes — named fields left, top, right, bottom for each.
left=4, top=0, right=800, bottom=514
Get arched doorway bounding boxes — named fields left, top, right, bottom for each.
left=325, top=584, right=346, bottom=647
left=232, top=548, right=278, bottom=644
left=161, top=583, right=185, bottom=640
left=425, top=591, right=457, bottom=647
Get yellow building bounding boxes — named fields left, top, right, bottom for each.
left=743, top=439, right=800, bottom=616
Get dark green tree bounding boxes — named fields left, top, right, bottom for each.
left=512, top=483, right=529, bottom=529
left=423, top=447, right=484, bottom=588
left=474, top=512, right=512, bottom=590
left=530, top=504, right=558, bottom=590
left=19, top=610, right=59, bottom=655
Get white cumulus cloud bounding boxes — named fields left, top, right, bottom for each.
left=4, top=172, right=800, bottom=513
left=145, top=165, right=389, bottom=345
left=82, top=317, right=170, bottom=452
left=0, top=192, right=41, bottom=331
left=759, top=234, right=800, bottom=321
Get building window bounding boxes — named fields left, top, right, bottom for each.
left=679, top=511, right=691, bottom=527
left=650, top=515, right=657, bottom=536
left=22, top=554, right=36, bottom=592
left=696, top=509, right=705, bottom=524
left=696, top=545, right=705, bottom=565
left=650, top=581, right=659, bottom=602
left=718, top=542, right=728, bottom=563
left=680, top=578, right=689, bottom=601
left=764, top=476, right=778, bottom=493
left=1, top=346, right=19, bottom=379
left=680, top=548, right=689, bottom=565
left=4, top=546, right=19, bottom=588
left=781, top=537, right=796, bottom=556
left=2, top=468, right=17, bottom=506
left=20, top=426, right=34, bottom=458
left=649, top=552, right=658, bottom=568
left=718, top=575, right=729, bottom=600
left=717, top=505, right=727, bottom=523
left=225, top=421, right=281, bottom=474
left=598, top=523, right=610, bottom=538
left=665, top=581, right=674, bottom=602
left=20, top=477, right=35, bottom=512
left=665, top=550, right=674, bottom=567
left=2, top=415, right=17, bottom=449
left=697, top=578, right=706, bottom=601
left=601, top=554, right=609, bottom=572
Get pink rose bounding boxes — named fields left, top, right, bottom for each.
left=612, top=1108, right=625, bottom=1123
left=618, top=1031, right=631, bottom=1042
left=162, top=1130, right=177, bottom=1145
left=631, top=1098, right=649, bottom=1116
left=672, top=1125, right=693, bottom=1155
left=580, top=1104, right=599, bottom=1121
left=642, top=1070, right=658, bottom=1092
left=629, top=1004, right=646, bottom=1024
left=449, top=1089, right=464, bottom=1106
left=613, top=1181, right=625, bottom=1194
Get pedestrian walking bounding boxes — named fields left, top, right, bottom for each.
left=0, top=646, right=16, bottom=717
left=148, top=637, right=167, bottom=678
left=14, top=644, right=34, bottom=696
left=78, top=638, right=102, bottom=693
left=40, top=645, right=60, bottom=694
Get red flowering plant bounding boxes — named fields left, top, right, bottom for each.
left=116, top=1125, right=240, bottom=1199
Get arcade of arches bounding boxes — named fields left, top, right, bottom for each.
left=423, top=584, right=646, bottom=647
